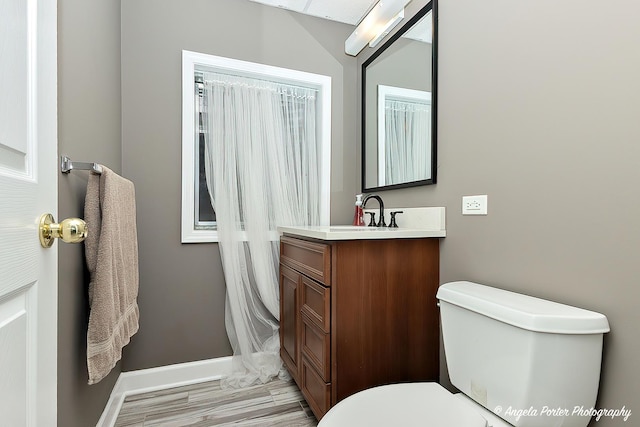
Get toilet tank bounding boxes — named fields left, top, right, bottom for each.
left=436, top=281, right=610, bottom=427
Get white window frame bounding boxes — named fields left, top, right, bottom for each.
left=181, top=50, right=332, bottom=243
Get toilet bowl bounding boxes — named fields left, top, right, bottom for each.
left=318, top=281, right=610, bottom=427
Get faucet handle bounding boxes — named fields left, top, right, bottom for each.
left=366, top=212, right=377, bottom=227
left=389, top=211, right=404, bottom=228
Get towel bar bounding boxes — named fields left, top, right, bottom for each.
left=61, top=155, right=103, bottom=174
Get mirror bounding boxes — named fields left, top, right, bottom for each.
left=362, top=2, right=437, bottom=191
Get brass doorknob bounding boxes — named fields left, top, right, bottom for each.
left=39, top=213, right=88, bottom=248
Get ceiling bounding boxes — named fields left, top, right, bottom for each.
left=247, top=0, right=378, bottom=25
left=247, top=0, right=432, bottom=43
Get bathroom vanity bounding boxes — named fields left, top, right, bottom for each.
left=278, top=214, right=445, bottom=420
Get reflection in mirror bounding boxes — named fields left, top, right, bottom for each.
left=362, top=2, right=437, bottom=191
left=378, top=85, right=431, bottom=186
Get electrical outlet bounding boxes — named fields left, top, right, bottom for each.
left=462, top=195, right=488, bottom=215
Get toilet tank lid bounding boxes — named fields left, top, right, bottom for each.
left=436, top=281, right=610, bottom=334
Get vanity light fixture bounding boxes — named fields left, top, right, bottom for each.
left=345, top=0, right=411, bottom=56
left=369, top=9, right=404, bottom=48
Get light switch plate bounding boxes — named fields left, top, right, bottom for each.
left=462, top=195, right=488, bottom=215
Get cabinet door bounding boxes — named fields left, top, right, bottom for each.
left=279, top=264, right=300, bottom=381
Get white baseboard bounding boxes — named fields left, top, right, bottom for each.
left=96, top=356, right=233, bottom=427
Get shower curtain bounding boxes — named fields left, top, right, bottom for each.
left=201, top=72, right=321, bottom=387
left=384, top=98, right=431, bottom=185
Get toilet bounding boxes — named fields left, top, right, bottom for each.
left=318, top=281, right=610, bottom=427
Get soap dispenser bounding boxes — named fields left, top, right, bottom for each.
left=352, top=194, right=365, bottom=226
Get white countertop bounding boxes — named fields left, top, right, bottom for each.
left=278, top=207, right=446, bottom=241
left=278, top=225, right=445, bottom=241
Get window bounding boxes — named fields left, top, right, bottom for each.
left=181, top=50, right=331, bottom=243
left=194, top=76, right=216, bottom=230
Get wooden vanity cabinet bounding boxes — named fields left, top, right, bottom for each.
left=279, top=234, right=440, bottom=420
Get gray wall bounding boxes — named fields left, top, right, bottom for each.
left=120, top=0, right=358, bottom=371
left=57, top=0, right=122, bottom=425
left=360, top=0, right=640, bottom=424
left=55, top=0, right=640, bottom=424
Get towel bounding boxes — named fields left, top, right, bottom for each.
left=84, top=166, right=139, bottom=385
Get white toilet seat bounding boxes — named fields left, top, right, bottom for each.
left=318, top=382, right=488, bottom=427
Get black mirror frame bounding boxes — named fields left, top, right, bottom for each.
left=361, top=0, right=438, bottom=192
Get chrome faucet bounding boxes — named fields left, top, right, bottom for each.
left=362, top=194, right=386, bottom=227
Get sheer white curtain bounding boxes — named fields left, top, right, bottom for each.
left=384, top=99, right=431, bottom=185
left=201, top=72, right=321, bottom=387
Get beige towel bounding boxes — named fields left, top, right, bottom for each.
left=84, top=166, right=139, bottom=385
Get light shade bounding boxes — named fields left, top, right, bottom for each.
left=345, top=0, right=411, bottom=56
left=369, top=9, right=404, bottom=48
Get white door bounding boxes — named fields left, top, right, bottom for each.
left=0, top=0, right=58, bottom=425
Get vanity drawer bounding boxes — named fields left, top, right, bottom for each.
left=301, top=313, right=330, bottom=382
left=301, top=276, right=330, bottom=332
left=280, top=236, right=331, bottom=286
left=301, top=355, right=331, bottom=419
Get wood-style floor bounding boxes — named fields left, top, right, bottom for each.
left=114, top=378, right=319, bottom=426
